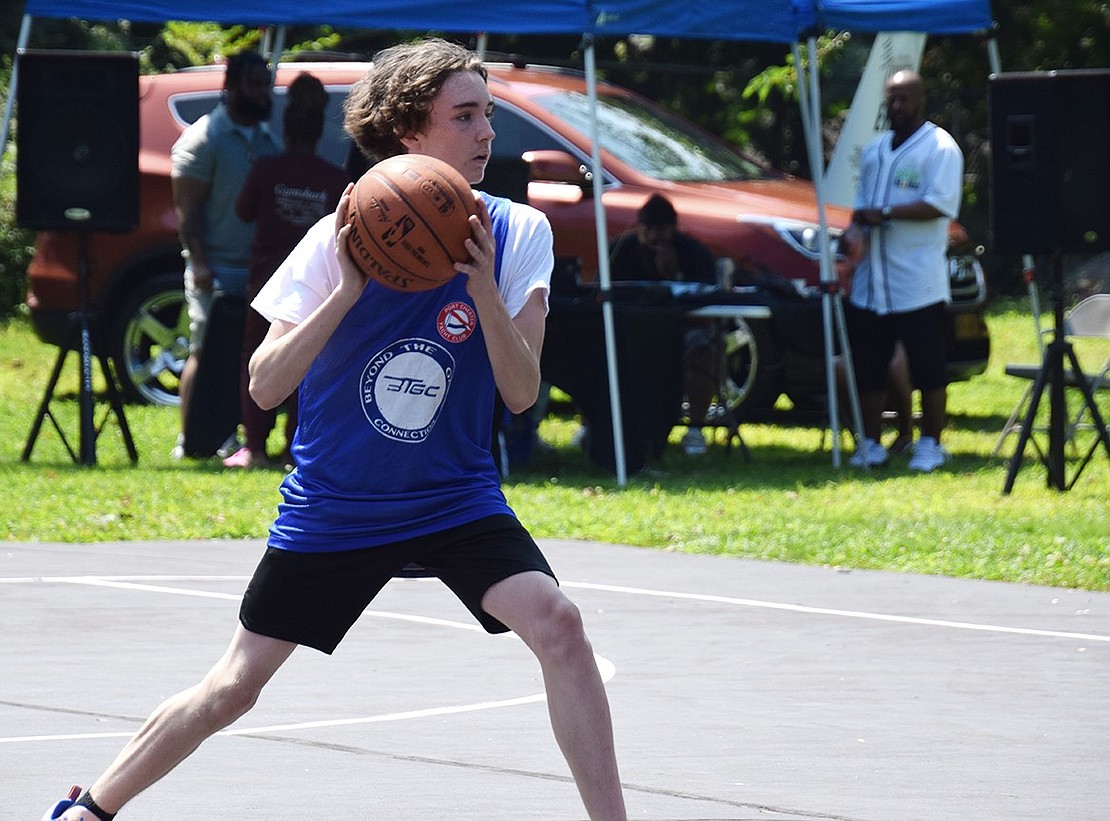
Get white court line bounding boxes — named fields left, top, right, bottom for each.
left=6, top=574, right=1108, bottom=642
left=0, top=692, right=552, bottom=745
left=3, top=573, right=1104, bottom=744
left=0, top=575, right=617, bottom=745
left=564, top=581, right=1110, bottom=643
left=0, top=575, right=249, bottom=583
left=2, top=655, right=621, bottom=745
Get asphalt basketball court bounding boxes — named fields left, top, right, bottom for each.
left=4, top=538, right=1109, bottom=820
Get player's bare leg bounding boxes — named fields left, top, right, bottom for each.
left=483, top=571, right=627, bottom=821
left=53, top=627, right=296, bottom=820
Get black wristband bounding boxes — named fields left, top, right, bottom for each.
left=75, top=791, right=117, bottom=821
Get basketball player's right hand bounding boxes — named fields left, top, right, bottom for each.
left=334, top=184, right=371, bottom=295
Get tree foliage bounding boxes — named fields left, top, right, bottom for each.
left=145, top=21, right=260, bottom=72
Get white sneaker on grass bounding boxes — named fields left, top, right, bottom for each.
left=848, top=437, right=888, bottom=468
left=682, top=427, right=708, bottom=456
left=908, top=436, right=951, bottom=472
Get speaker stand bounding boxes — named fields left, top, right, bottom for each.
left=22, top=230, right=138, bottom=466
left=1002, top=252, right=1110, bottom=493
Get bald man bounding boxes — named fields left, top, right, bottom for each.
left=844, top=70, right=964, bottom=473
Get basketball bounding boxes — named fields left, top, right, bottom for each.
left=345, top=154, right=478, bottom=292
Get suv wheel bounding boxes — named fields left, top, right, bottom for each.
left=109, top=271, right=191, bottom=406
left=718, top=318, right=777, bottom=421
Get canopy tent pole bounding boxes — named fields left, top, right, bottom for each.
left=268, top=24, right=286, bottom=67
left=792, top=39, right=841, bottom=462
left=583, top=33, right=628, bottom=485
left=0, top=13, right=33, bottom=176
left=260, top=25, right=286, bottom=101
left=792, top=37, right=865, bottom=467
left=986, top=31, right=1001, bottom=75
left=807, top=34, right=865, bottom=465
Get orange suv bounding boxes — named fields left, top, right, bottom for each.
left=25, top=58, right=989, bottom=411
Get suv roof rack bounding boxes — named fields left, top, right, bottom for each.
left=482, top=52, right=584, bottom=77
left=284, top=50, right=371, bottom=62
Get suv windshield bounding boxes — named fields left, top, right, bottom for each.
left=533, top=90, right=770, bottom=183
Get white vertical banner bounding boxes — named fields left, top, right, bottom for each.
left=823, top=32, right=926, bottom=207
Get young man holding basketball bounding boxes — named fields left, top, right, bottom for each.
left=44, top=38, right=627, bottom=821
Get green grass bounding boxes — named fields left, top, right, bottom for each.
left=2, top=301, right=1108, bottom=590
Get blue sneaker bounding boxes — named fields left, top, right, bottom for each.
left=848, top=437, right=889, bottom=468
left=907, top=436, right=951, bottom=472
left=41, top=786, right=82, bottom=821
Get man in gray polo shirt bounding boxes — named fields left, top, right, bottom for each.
left=171, top=49, right=281, bottom=457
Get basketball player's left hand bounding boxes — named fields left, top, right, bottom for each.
left=456, top=196, right=497, bottom=299
left=333, top=184, right=371, bottom=297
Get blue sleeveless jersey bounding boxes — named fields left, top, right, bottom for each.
left=268, top=194, right=513, bottom=551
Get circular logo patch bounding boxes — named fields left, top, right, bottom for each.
left=360, top=338, right=455, bottom=443
left=437, top=301, right=476, bottom=343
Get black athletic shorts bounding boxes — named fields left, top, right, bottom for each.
left=239, top=514, right=556, bottom=654
left=846, top=301, right=948, bottom=393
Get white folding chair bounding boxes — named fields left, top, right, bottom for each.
left=995, top=292, right=1110, bottom=456
left=1059, top=293, right=1110, bottom=439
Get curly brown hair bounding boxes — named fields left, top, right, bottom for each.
left=343, top=38, right=487, bottom=163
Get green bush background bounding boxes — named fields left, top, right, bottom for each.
left=0, top=59, right=33, bottom=320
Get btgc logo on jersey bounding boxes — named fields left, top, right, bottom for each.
left=360, top=338, right=455, bottom=443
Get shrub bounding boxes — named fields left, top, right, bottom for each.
left=0, top=139, right=34, bottom=320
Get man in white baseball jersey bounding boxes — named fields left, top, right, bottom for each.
left=844, top=69, right=964, bottom=473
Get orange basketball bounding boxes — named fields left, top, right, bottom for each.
left=345, top=154, right=478, bottom=292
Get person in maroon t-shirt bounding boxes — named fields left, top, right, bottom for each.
left=225, top=73, right=350, bottom=468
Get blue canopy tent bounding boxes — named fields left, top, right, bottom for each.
left=15, top=0, right=992, bottom=37
left=8, top=0, right=994, bottom=482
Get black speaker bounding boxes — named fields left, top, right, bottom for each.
left=16, top=50, right=140, bottom=232
left=989, top=69, right=1110, bottom=255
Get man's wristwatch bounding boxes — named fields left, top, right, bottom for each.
left=881, top=205, right=893, bottom=221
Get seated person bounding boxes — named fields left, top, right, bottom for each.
left=608, top=194, right=718, bottom=456
left=609, top=193, right=716, bottom=284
